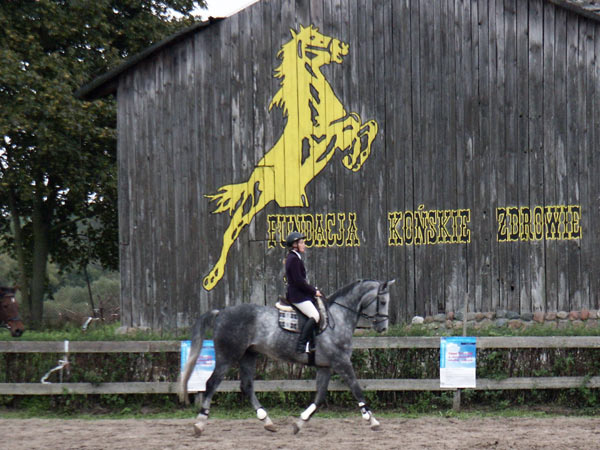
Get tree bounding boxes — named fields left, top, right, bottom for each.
left=0, top=0, right=205, bottom=327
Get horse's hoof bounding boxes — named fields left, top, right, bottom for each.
left=292, top=420, right=303, bottom=434
left=263, top=416, right=277, bottom=432
left=194, top=422, right=205, bottom=436
left=369, top=417, right=381, bottom=431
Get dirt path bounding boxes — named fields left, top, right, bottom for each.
left=2, top=416, right=600, bottom=449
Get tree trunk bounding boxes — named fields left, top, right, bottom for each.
left=30, top=188, right=50, bottom=327
left=7, top=188, right=32, bottom=320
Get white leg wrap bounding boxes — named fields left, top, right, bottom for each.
left=256, top=407, right=267, bottom=420
left=300, top=403, right=317, bottom=421
left=358, top=402, right=371, bottom=420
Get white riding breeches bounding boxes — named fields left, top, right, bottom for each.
left=295, top=299, right=320, bottom=323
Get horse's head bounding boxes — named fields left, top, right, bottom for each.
left=0, top=287, right=24, bottom=338
left=358, top=280, right=395, bottom=333
left=292, top=25, right=349, bottom=68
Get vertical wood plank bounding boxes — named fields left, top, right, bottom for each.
left=390, top=0, right=413, bottom=322
left=477, top=0, right=493, bottom=313
left=503, top=0, right=521, bottom=313
left=566, top=12, right=582, bottom=311
left=554, top=6, right=569, bottom=312
left=516, top=0, right=531, bottom=315
left=488, top=0, right=502, bottom=313
left=591, top=24, right=600, bottom=310
left=453, top=0, right=468, bottom=316
left=117, top=75, right=133, bottom=327
left=443, top=0, right=459, bottom=315
left=580, top=20, right=594, bottom=311
left=542, top=1, right=559, bottom=313
left=528, top=0, right=545, bottom=313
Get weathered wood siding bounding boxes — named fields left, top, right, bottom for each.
left=117, top=0, right=600, bottom=330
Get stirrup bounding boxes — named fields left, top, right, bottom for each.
left=298, top=341, right=315, bottom=354
left=297, top=339, right=316, bottom=353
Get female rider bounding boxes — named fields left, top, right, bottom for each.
left=284, top=232, right=321, bottom=353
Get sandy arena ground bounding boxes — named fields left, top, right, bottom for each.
left=1, top=416, right=600, bottom=449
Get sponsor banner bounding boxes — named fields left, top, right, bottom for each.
left=440, top=337, right=476, bottom=388
left=180, top=340, right=215, bottom=392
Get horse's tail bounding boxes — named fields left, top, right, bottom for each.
left=205, top=183, right=248, bottom=215
left=177, top=309, right=219, bottom=404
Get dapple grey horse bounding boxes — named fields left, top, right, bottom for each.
left=179, top=279, right=394, bottom=435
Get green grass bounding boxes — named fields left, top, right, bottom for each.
left=7, top=323, right=188, bottom=341
left=9, top=320, right=600, bottom=342
left=1, top=405, right=597, bottom=421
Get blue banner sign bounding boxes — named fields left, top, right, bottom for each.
left=440, top=337, right=476, bottom=388
left=180, top=340, right=215, bottom=392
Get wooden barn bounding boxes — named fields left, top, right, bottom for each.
left=79, top=0, right=600, bottom=331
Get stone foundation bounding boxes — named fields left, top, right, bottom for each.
left=410, top=309, right=600, bottom=332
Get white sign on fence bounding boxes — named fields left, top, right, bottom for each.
left=440, top=337, right=476, bottom=388
left=180, top=340, right=215, bottom=392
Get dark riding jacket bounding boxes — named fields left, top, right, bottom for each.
left=285, top=250, right=317, bottom=304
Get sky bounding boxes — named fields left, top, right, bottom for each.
left=200, top=0, right=260, bottom=18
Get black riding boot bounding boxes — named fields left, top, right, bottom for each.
left=296, top=318, right=317, bottom=353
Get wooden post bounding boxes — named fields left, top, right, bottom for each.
left=453, top=299, right=469, bottom=411
left=452, top=388, right=461, bottom=410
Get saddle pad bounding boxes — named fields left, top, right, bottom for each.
left=278, top=310, right=300, bottom=332
left=277, top=299, right=329, bottom=333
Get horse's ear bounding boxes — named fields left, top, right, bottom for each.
left=381, top=279, right=396, bottom=291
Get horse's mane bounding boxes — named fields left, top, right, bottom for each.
left=269, top=25, right=319, bottom=117
left=269, top=37, right=296, bottom=116
left=327, top=279, right=374, bottom=304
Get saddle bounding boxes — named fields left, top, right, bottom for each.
left=276, top=297, right=328, bottom=334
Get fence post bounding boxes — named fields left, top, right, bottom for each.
left=453, top=299, right=469, bottom=412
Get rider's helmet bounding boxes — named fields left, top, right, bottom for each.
left=285, top=231, right=306, bottom=248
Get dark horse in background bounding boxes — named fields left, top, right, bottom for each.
left=179, top=279, right=394, bottom=435
left=0, top=287, right=24, bottom=337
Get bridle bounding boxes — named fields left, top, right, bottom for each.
left=330, top=282, right=389, bottom=327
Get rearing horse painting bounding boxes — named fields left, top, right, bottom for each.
left=203, top=25, right=379, bottom=290
left=0, top=287, right=24, bottom=337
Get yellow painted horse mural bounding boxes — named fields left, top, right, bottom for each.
left=203, top=25, right=379, bottom=290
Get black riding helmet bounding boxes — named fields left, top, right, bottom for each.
left=285, top=231, right=306, bottom=248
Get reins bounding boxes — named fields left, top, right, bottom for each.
left=327, top=283, right=389, bottom=327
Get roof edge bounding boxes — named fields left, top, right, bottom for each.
left=547, top=0, right=600, bottom=23
left=74, top=17, right=223, bottom=101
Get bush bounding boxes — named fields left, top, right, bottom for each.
left=44, top=270, right=120, bottom=328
